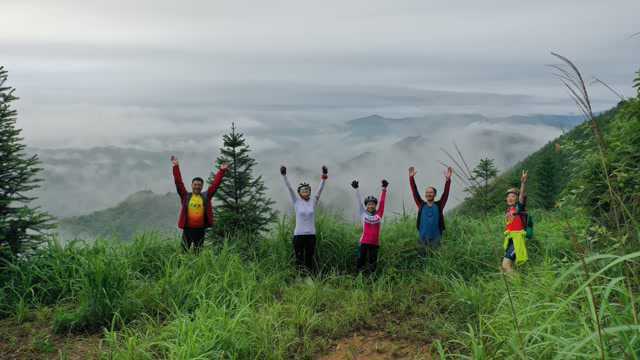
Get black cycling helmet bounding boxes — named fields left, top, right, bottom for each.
left=364, top=195, right=378, bottom=206
left=298, top=183, right=311, bottom=192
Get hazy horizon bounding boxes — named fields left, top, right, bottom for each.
left=3, top=0, right=639, bottom=150
left=3, top=0, right=639, bottom=224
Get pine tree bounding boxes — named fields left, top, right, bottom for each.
left=530, top=147, right=559, bottom=209
left=466, top=158, right=498, bottom=215
left=0, top=66, right=53, bottom=259
left=210, top=123, right=276, bottom=239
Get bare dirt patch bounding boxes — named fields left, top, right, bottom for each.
left=0, top=315, right=102, bottom=360
left=320, top=331, right=432, bottom=360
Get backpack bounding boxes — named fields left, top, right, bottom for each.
left=526, top=215, right=534, bottom=239
left=509, top=200, right=534, bottom=239
left=416, top=202, right=442, bottom=232
left=521, top=212, right=534, bottom=239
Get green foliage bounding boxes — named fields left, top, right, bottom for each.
left=2, top=69, right=640, bottom=359
left=31, top=333, right=55, bottom=354
left=456, top=103, right=623, bottom=218
left=58, top=191, right=178, bottom=241
left=564, top=98, right=640, bottom=242
left=526, top=145, right=563, bottom=209
left=4, top=206, right=639, bottom=358
left=211, top=123, right=277, bottom=239
left=0, top=66, right=53, bottom=260
left=52, top=241, right=142, bottom=333
left=465, top=158, right=499, bottom=215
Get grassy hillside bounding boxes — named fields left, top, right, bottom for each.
left=58, top=191, right=179, bottom=241
left=1, top=208, right=638, bottom=358
left=3, top=100, right=638, bottom=358
left=456, top=100, right=630, bottom=215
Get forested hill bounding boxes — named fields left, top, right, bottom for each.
left=4, top=78, right=639, bottom=360
left=456, top=98, right=639, bottom=220
left=58, top=191, right=179, bottom=240
left=56, top=100, right=639, bottom=241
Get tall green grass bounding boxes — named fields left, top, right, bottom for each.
left=1, top=210, right=638, bottom=358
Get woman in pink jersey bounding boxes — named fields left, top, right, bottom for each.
left=351, top=179, right=388, bottom=274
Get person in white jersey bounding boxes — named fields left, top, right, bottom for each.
left=280, top=165, right=328, bottom=273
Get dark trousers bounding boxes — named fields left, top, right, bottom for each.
left=293, top=235, right=316, bottom=273
left=182, top=228, right=206, bottom=252
left=417, top=235, right=442, bottom=257
left=357, top=243, right=379, bottom=274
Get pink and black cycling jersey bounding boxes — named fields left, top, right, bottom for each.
left=355, top=188, right=387, bottom=246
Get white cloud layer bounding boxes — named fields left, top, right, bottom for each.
left=2, top=0, right=638, bottom=149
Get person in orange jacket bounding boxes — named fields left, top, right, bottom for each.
left=171, top=155, right=228, bottom=252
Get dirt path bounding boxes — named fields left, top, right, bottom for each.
left=2, top=314, right=433, bottom=359
left=319, top=331, right=432, bottom=360
left=0, top=315, right=102, bottom=359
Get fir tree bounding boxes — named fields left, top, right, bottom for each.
left=466, top=158, right=498, bottom=215
left=0, top=66, right=53, bottom=259
left=211, top=123, right=276, bottom=239
left=529, top=147, right=559, bottom=209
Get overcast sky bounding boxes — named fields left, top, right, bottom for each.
left=2, top=0, right=639, bottom=148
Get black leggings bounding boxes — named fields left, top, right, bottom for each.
left=182, top=228, right=205, bottom=252
left=293, top=235, right=316, bottom=273
left=357, top=243, right=379, bottom=274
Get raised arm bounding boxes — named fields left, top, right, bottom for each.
left=281, top=166, right=297, bottom=204
left=352, top=180, right=365, bottom=216
left=171, top=156, right=187, bottom=199
left=408, top=167, right=424, bottom=208
left=439, top=167, right=453, bottom=209
left=377, top=180, right=389, bottom=217
left=315, top=179, right=326, bottom=203
left=519, top=170, right=528, bottom=205
left=314, top=165, right=328, bottom=204
left=207, top=163, right=229, bottom=199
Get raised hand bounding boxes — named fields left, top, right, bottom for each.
left=408, top=166, right=416, bottom=177
left=445, top=167, right=453, bottom=180
left=280, top=165, right=287, bottom=176
left=381, top=179, right=389, bottom=188
left=521, top=170, right=528, bottom=183
left=220, top=163, right=230, bottom=171
left=351, top=180, right=359, bottom=189
left=321, top=165, right=328, bottom=180
left=171, top=155, right=179, bottom=166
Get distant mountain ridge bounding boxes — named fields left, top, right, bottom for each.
left=455, top=101, right=629, bottom=215
left=40, top=111, right=585, bottom=239
left=344, top=113, right=582, bottom=139
left=58, top=190, right=179, bottom=241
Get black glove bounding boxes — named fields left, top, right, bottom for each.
left=381, top=179, right=389, bottom=188
left=280, top=166, right=286, bottom=176
left=322, top=165, right=328, bottom=175
left=351, top=180, right=359, bottom=189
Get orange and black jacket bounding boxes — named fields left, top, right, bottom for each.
left=173, top=164, right=227, bottom=229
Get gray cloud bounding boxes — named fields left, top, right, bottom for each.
left=2, top=0, right=639, bottom=218
left=4, top=0, right=638, bottom=150
left=32, top=112, right=573, bottom=220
